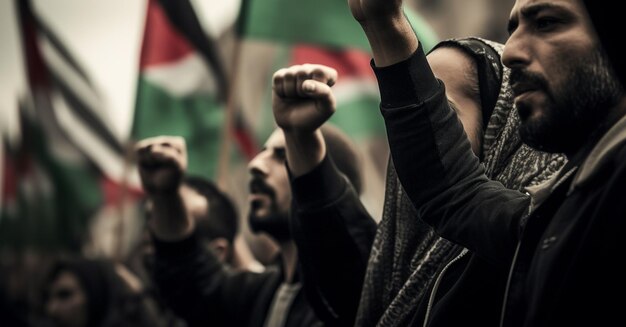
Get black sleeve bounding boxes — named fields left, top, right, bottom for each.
left=152, top=232, right=273, bottom=327
left=289, top=155, right=378, bottom=327
left=374, top=44, right=529, bottom=263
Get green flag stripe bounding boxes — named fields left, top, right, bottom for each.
left=133, top=78, right=224, bottom=178
left=243, top=0, right=439, bottom=52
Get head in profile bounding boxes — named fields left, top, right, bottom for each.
left=247, top=123, right=363, bottom=242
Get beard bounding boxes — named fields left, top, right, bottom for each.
left=247, top=177, right=291, bottom=242
left=248, top=209, right=291, bottom=242
left=511, top=48, right=623, bottom=154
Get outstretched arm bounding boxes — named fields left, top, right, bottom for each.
left=348, top=0, right=527, bottom=261
left=272, top=65, right=377, bottom=326
left=135, top=137, right=265, bottom=327
left=272, top=63, right=337, bottom=177
left=136, top=136, right=193, bottom=241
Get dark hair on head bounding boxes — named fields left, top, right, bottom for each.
left=183, top=176, right=239, bottom=244
left=44, top=257, right=121, bottom=327
left=44, top=256, right=162, bottom=327
left=320, top=124, right=364, bottom=195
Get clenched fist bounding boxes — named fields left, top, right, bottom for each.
left=272, top=64, right=338, bottom=134
left=135, top=136, right=187, bottom=195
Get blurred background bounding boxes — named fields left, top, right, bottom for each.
left=0, top=0, right=514, bottom=323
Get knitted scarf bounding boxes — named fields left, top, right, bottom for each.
left=354, top=37, right=566, bottom=327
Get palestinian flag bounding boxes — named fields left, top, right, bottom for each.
left=1, top=0, right=141, bottom=252
left=131, top=0, right=257, bottom=182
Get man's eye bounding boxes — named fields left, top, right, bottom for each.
left=274, top=149, right=286, bottom=161
left=535, top=17, right=560, bottom=31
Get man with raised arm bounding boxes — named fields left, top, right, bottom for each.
left=347, top=0, right=626, bottom=325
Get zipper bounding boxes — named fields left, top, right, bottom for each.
left=422, top=247, right=469, bottom=327
left=500, top=241, right=522, bottom=327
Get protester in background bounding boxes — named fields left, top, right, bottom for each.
left=349, top=0, right=626, bottom=325
left=42, top=257, right=160, bottom=327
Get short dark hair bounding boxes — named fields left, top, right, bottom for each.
left=183, top=176, right=239, bottom=244
left=320, top=124, right=364, bottom=195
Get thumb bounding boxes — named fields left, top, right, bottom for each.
left=302, top=79, right=335, bottom=108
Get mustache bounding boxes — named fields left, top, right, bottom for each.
left=249, top=176, right=275, bottom=197
left=509, top=68, right=550, bottom=95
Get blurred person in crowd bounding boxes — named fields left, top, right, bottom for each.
left=135, top=129, right=368, bottom=327
left=1, top=266, right=31, bottom=327
left=145, top=175, right=242, bottom=266
left=348, top=0, right=626, bottom=325
left=42, top=257, right=161, bottom=327
left=123, top=170, right=253, bottom=327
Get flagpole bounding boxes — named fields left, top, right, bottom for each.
left=215, top=51, right=239, bottom=192
left=215, top=0, right=251, bottom=191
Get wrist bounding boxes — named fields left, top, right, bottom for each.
left=284, top=129, right=326, bottom=177
left=361, top=14, right=418, bottom=67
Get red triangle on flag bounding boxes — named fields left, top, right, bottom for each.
left=139, top=0, right=195, bottom=70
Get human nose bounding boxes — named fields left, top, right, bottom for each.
left=248, top=151, right=270, bottom=176
left=502, top=29, right=532, bottom=70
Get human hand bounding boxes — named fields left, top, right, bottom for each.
left=135, top=136, right=187, bottom=195
left=348, top=0, right=403, bottom=25
left=272, top=64, right=338, bottom=134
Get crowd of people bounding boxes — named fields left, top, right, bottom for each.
left=2, top=0, right=625, bottom=326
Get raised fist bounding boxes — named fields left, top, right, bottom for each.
left=272, top=64, right=338, bottom=134
left=135, top=136, right=187, bottom=195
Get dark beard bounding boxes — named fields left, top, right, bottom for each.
left=247, top=176, right=291, bottom=241
left=512, top=49, right=622, bottom=154
left=248, top=210, right=291, bottom=242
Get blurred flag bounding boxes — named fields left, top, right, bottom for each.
left=238, top=0, right=438, bottom=137
left=1, top=0, right=128, bottom=250
left=131, top=0, right=257, bottom=181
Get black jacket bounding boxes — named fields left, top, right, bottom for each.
left=290, top=155, right=378, bottom=327
left=153, top=234, right=321, bottom=327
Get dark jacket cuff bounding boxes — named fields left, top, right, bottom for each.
left=372, top=43, right=440, bottom=108
left=288, top=154, right=347, bottom=209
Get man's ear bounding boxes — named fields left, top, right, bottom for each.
left=207, top=238, right=231, bottom=263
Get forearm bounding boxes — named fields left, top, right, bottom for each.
left=283, top=129, right=326, bottom=177
left=148, top=188, right=195, bottom=241
left=360, top=13, right=418, bottom=67
left=375, top=49, right=526, bottom=262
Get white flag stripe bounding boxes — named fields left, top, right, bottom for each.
left=143, top=52, right=217, bottom=97
left=51, top=89, right=141, bottom=188
left=38, top=32, right=117, bottom=135
left=31, top=92, right=86, bottom=165
left=332, top=77, right=380, bottom=104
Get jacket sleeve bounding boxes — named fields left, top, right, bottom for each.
left=373, top=44, right=529, bottom=263
left=152, top=233, right=272, bottom=327
left=289, top=155, right=378, bottom=327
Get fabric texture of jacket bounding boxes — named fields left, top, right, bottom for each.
left=290, top=155, right=378, bottom=327
left=153, top=233, right=322, bottom=327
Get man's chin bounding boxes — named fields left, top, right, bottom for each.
left=248, top=212, right=291, bottom=241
